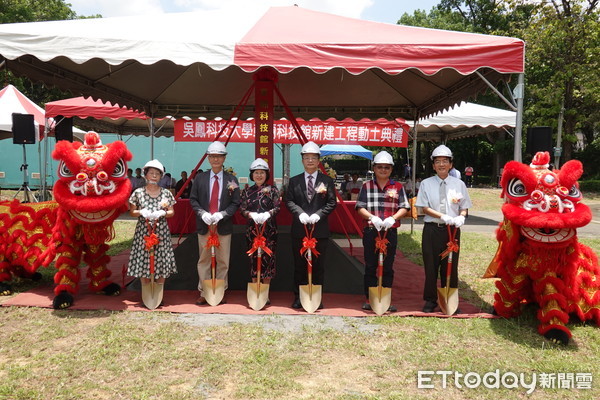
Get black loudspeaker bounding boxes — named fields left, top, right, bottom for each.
left=55, top=116, right=73, bottom=142
left=526, top=126, right=553, bottom=155
left=12, top=113, right=36, bottom=145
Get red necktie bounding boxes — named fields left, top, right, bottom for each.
left=210, top=175, right=219, bottom=213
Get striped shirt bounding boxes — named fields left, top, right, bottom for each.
left=356, top=179, right=410, bottom=229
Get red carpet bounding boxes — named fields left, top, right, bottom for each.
left=2, top=248, right=495, bottom=319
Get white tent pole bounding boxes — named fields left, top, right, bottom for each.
left=150, top=113, right=155, bottom=159
left=410, top=116, right=419, bottom=235
left=513, top=73, right=525, bottom=162
left=41, top=120, right=51, bottom=201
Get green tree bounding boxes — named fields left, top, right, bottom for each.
left=520, top=0, right=599, bottom=165
left=1, top=0, right=100, bottom=104
left=0, top=0, right=76, bottom=24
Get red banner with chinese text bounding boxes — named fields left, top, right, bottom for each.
left=254, top=80, right=274, bottom=173
left=174, top=119, right=408, bottom=148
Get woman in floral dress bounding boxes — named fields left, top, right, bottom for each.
left=127, top=159, right=177, bottom=291
left=239, top=158, right=281, bottom=285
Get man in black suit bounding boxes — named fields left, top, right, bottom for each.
left=285, top=141, right=337, bottom=309
left=189, top=141, right=241, bottom=305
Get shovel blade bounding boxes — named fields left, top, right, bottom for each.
left=368, top=286, right=392, bottom=316
left=247, top=282, right=270, bottom=311
left=141, top=281, right=164, bottom=310
left=299, top=284, right=322, bottom=313
left=437, top=287, right=459, bottom=315
left=202, top=279, right=225, bottom=306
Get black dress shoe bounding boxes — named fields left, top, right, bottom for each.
left=388, top=305, right=397, bottom=312
left=422, top=301, right=437, bottom=313
left=362, top=302, right=372, bottom=310
left=318, top=302, right=324, bottom=310
left=291, top=298, right=302, bottom=309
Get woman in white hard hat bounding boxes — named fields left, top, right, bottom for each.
left=356, top=150, right=410, bottom=312
left=127, top=159, right=177, bottom=306
left=415, top=144, right=471, bottom=314
left=239, top=158, right=281, bottom=290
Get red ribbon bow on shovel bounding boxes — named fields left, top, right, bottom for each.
left=375, top=230, right=389, bottom=256
left=144, top=220, right=159, bottom=274
left=440, top=225, right=459, bottom=259
left=300, top=224, right=320, bottom=259
left=247, top=222, right=273, bottom=257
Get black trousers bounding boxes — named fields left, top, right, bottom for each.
left=291, top=237, right=329, bottom=296
left=422, top=222, right=460, bottom=303
left=362, top=227, right=397, bottom=298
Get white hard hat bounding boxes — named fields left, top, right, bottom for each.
left=143, top=159, right=165, bottom=175
left=206, top=141, right=228, bottom=155
left=373, top=151, right=394, bottom=165
left=250, top=158, right=269, bottom=171
left=300, top=141, right=321, bottom=155
left=431, top=144, right=453, bottom=160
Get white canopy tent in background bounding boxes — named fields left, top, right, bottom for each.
left=409, top=101, right=517, bottom=142
left=0, top=84, right=45, bottom=141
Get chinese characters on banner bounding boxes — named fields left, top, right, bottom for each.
left=174, top=119, right=409, bottom=148
left=254, top=80, right=274, bottom=175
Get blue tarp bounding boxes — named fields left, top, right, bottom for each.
left=319, top=144, right=373, bottom=160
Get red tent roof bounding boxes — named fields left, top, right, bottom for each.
left=235, top=7, right=524, bottom=75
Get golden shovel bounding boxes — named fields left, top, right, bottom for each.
left=299, top=225, right=322, bottom=313
left=141, top=220, right=163, bottom=310
left=247, top=246, right=270, bottom=311
left=202, top=225, right=225, bottom=306
left=438, top=225, right=459, bottom=315
left=368, top=230, right=391, bottom=315
left=247, top=222, right=270, bottom=310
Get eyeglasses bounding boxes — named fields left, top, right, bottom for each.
left=208, top=154, right=225, bottom=159
left=375, top=165, right=392, bottom=170
left=434, top=159, right=450, bottom=165
left=302, top=156, right=319, bottom=161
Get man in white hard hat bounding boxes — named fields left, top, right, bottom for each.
left=356, top=150, right=410, bottom=312
left=189, top=141, right=241, bottom=305
left=285, top=141, right=337, bottom=309
left=415, top=144, right=471, bottom=314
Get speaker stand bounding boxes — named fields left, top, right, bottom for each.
left=13, top=144, right=37, bottom=203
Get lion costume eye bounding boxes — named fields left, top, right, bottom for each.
left=58, top=161, right=74, bottom=178
left=112, top=159, right=126, bottom=178
left=567, top=185, right=580, bottom=198
left=507, top=178, right=528, bottom=197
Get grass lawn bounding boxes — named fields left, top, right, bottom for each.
left=0, top=189, right=599, bottom=399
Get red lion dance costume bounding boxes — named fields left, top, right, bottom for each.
left=0, top=131, right=132, bottom=309
left=489, top=151, right=599, bottom=345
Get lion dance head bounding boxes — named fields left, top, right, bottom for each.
left=490, top=151, right=599, bottom=345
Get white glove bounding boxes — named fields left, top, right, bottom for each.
left=308, top=213, right=320, bottom=224
left=259, top=212, right=271, bottom=224
left=153, top=210, right=166, bottom=219
left=212, top=212, right=224, bottom=224
left=440, top=214, right=455, bottom=225
left=140, top=208, right=151, bottom=219
left=249, top=212, right=260, bottom=223
left=370, top=216, right=384, bottom=231
left=201, top=212, right=213, bottom=225
left=299, top=213, right=310, bottom=224
left=453, top=215, right=465, bottom=228
left=382, top=216, right=396, bottom=230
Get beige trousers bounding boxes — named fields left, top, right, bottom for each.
left=196, top=233, right=231, bottom=295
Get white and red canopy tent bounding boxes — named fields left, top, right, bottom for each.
left=409, top=101, right=517, bottom=142
left=45, top=96, right=174, bottom=137
left=0, top=5, right=525, bottom=158
left=0, top=84, right=45, bottom=141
